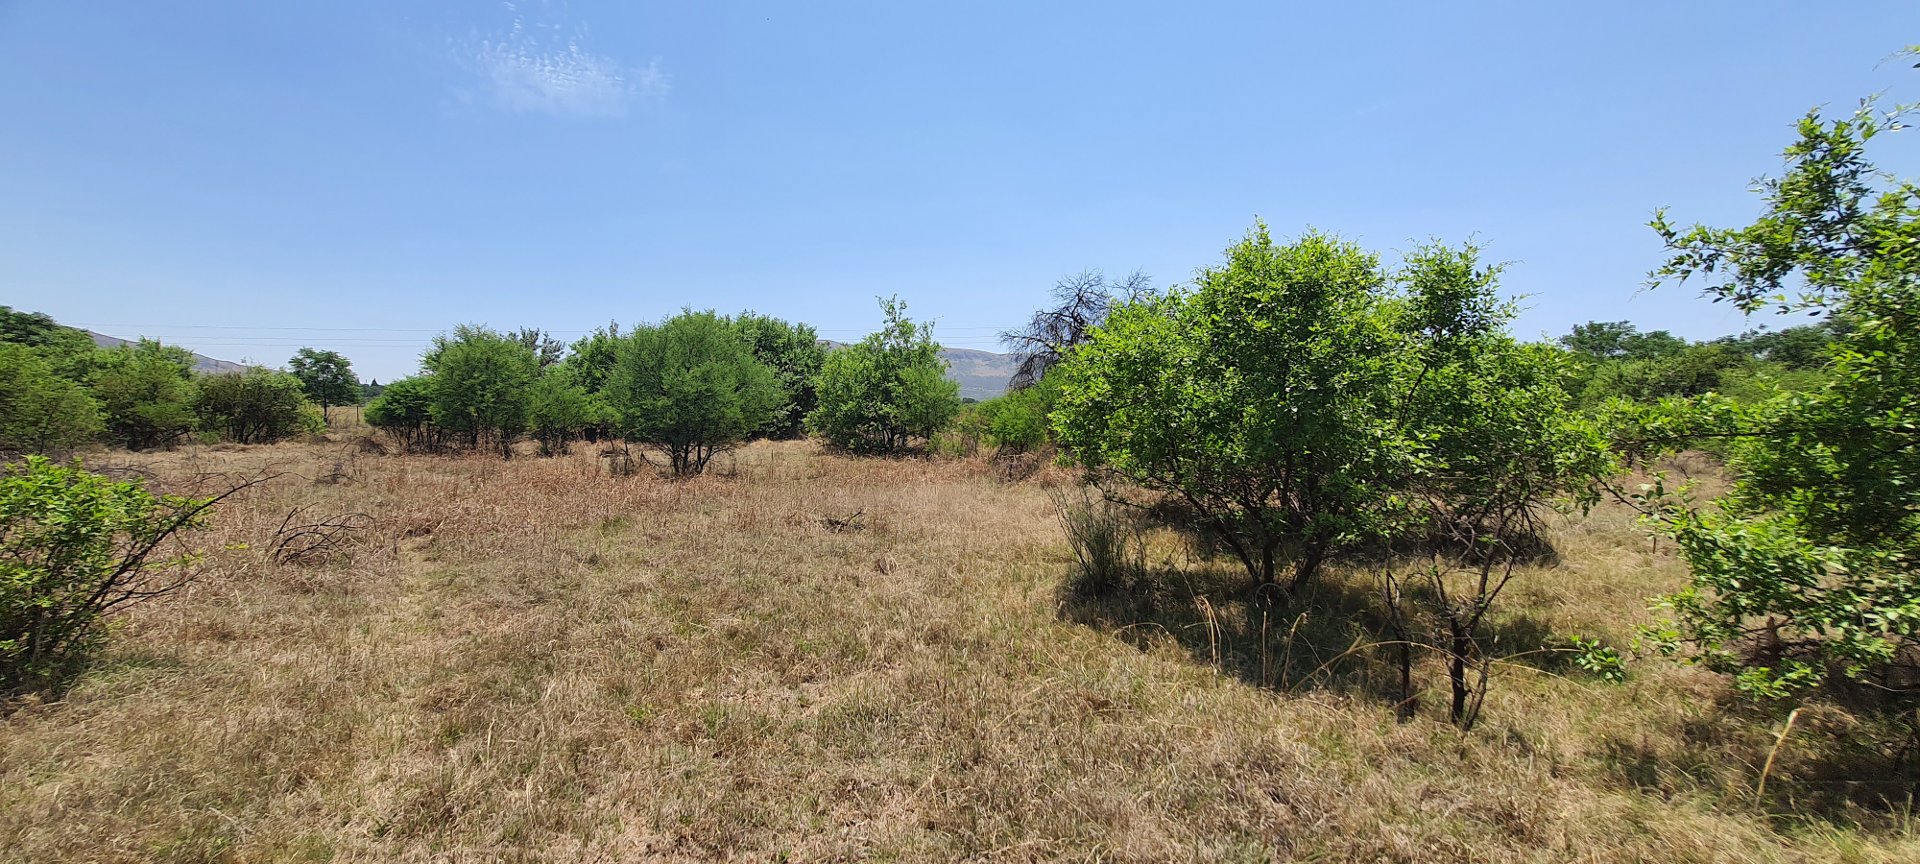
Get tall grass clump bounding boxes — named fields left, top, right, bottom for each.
left=1050, top=486, right=1143, bottom=597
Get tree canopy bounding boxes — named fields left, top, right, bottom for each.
left=1632, top=95, right=1920, bottom=706
left=808, top=298, right=959, bottom=454
left=288, top=348, right=359, bottom=417
left=604, top=310, right=782, bottom=475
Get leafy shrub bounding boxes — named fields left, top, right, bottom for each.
left=191, top=367, right=319, bottom=444
left=88, top=340, right=197, bottom=450
left=423, top=325, right=539, bottom=457
left=364, top=375, right=436, bottom=451
left=733, top=313, right=825, bottom=440
left=0, top=457, right=229, bottom=697
left=1054, top=224, right=1607, bottom=599
left=809, top=297, right=959, bottom=454
left=0, top=344, right=101, bottom=455
left=981, top=375, right=1056, bottom=453
left=526, top=366, right=596, bottom=456
left=1634, top=96, right=1920, bottom=713
left=604, top=310, right=782, bottom=476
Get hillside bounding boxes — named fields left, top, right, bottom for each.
left=939, top=346, right=1017, bottom=400
left=87, top=330, right=250, bottom=374
left=819, top=341, right=1018, bottom=400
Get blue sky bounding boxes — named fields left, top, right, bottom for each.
left=2, top=1, right=1914, bottom=381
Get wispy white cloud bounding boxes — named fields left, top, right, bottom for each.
left=454, top=2, right=667, bottom=119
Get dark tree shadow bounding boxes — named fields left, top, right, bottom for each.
left=1598, top=693, right=1920, bottom=830
left=1057, top=559, right=1568, bottom=707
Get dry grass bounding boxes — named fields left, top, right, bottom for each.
left=1, top=438, right=1914, bottom=862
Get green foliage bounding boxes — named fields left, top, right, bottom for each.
left=423, top=325, right=539, bottom=457
left=1053, top=226, right=1404, bottom=589
left=974, top=374, right=1058, bottom=453
left=1561, top=318, right=1842, bottom=409
left=0, top=457, right=221, bottom=696
left=563, top=323, right=624, bottom=395
left=1636, top=94, right=1920, bottom=707
left=0, top=306, right=96, bottom=359
left=604, top=310, right=781, bottom=475
left=192, top=368, right=319, bottom=445
left=0, top=344, right=102, bottom=455
left=808, top=298, right=960, bottom=454
left=526, top=366, right=596, bottom=456
left=288, top=348, right=360, bottom=415
left=364, top=375, right=436, bottom=451
left=512, top=328, right=566, bottom=368
left=88, top=340, right=197, bottom=451
left=1568, top=636, right=1629, bottom=684
left=1559, top=321, right=1688, bottom=361
left=1054, top=224, right=1605, bottom=592
left=733, top=313, right=825, bottom=439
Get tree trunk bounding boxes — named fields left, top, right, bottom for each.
left=1447, top=620, right=1471, bottom=725
left=1291, top=538, right=1328, bottom=595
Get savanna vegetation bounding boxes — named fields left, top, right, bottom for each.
left=2, top=64, right=1918, bottom=864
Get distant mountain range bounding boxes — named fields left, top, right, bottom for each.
left=85, top=330, right=1020, bottom=399
left=86, top=330, right=250, bottom=375
left=817, top=341, right=1017, bottom=400
left=938, top=347, right=1018, bottom=400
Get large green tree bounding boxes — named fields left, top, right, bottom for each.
left=604, top=311, right=781, bottom=476
left=1053, top=224, right=1604, bottom=593
left=808, top=298, right=959, bottom=454
left=1634, top=93, right=1920, bottom=707
left=423, top=325, right=539, bottom=458
left=288, top=348, right=359, bottom=421
left=1053, top=227, right=1408, bottom=590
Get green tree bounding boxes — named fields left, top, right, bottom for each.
left=1391, top=258, right=1613, bottom=722
left=0, top=344, right=102, bottom=455
left=1055, top=225, right=1604, bottom=595
left=1634, top=93, right=1920, bottom=708
left=1559, top=321, right=1688, bottom=360
left=192, top=367, right=319, bottom=444
left=423, top=325, right=539, bottom=458
left=88, top=340, right=197, bottom=450
left=604, top=311, right=781, bottom=476
left=0, top=306, right=96, bottom=357
left=364, top=375, right=437, bottom=452
left=808, top=298, right=960, bottom=454
left=1053, top=226, right=1410, bottom=591
left=512, top=327, right=566, bottom=368
left=732, top=312, right=825, bottom=439
left=564, top=323, right=624, bottom=394
left=288, top=348, right=359, bottom=421
left=977, top=373, right=1059, bottom=453
left=526, top=366, right=595, bottom=456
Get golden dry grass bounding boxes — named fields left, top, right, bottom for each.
left=0, top=439, right=1913, bottom=862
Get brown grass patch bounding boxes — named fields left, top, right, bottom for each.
left=0, top=439, right=1912, bottom=862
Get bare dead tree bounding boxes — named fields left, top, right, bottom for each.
left=1001, top=270, right=1152, bottom=389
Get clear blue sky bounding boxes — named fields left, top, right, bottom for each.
left=2, top=1, right=1914, bottom=381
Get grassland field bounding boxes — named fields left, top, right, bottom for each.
left=1, top=432, right=1915, bottom=863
